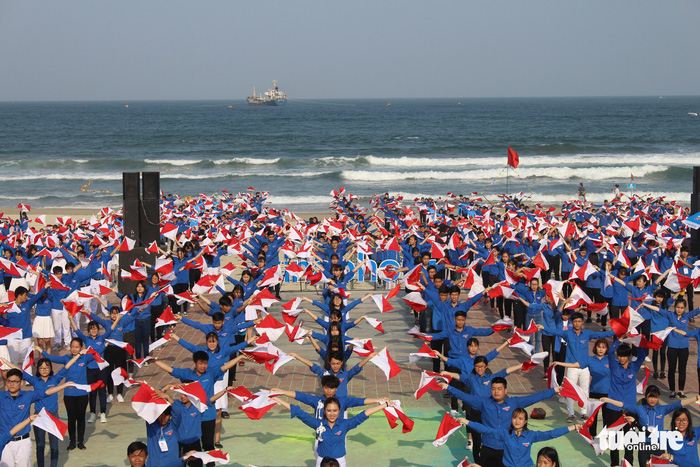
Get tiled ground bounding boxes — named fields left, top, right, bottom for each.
left=18, top=282, right=699, bottom=466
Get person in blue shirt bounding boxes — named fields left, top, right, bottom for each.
left=152, top=350, right=245, bottom=458
left=150, top=383, right=231, bottom=465
left=0, top=355, right=73, bottom=467
left=5, top=284, right=47, bottom=368
left=272, top=396, right=394, bottom=467
left=659, top=407, right=700, bottom=466
left=143, top=406, right=182, bottom=467
left=0, top=414, right=40, bottom=458
left=443, top=356, right=523, bottom=463
left=126, top=441, right=148, bottom=467
left=605, top=339, right=646, bottom=466
left=458, top=407, right=580, bottom=467
left=42, top=338, right=95, bottom=450
left=439, top=376, right=561, bottom=467
left=601, top=384, right=698, bottom=466
left=90, top=302, right=133, bottom=402
left=0, top=368, right=71, bottom=466
left=538, top=310, right=615, bottom=421
left=69, top=316, right=113, bottom=424
left=553, top=337, right=610, bottom=436
left=644, top=298, right=700, bottom=398
left=288, top=350, right=375, bottom=400
left=269, top=375, right=388, bottom=421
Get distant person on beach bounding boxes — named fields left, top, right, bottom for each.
left=577, top=183, right=586, bottom=202
left=612, top=184, right=621, bottom=200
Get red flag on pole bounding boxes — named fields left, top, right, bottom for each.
left=507, top=146, right=519, bottom=169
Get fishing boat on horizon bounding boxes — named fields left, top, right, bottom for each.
left=247, top=80, right=287, bottom=106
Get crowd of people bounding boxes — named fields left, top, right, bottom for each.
left=0, top=188, right=698, bottom=467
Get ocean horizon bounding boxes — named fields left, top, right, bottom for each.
left=1, top=96, right=699, bottom=211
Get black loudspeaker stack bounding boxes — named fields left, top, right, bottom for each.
left=692, top=166, right=700, bottom=256
left=118, top=172, right=161, bottom=294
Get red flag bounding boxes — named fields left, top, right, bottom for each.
left=507, top=146, right=519, bottom=169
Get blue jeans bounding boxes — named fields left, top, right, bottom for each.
left=34, top=410, right=59, bottom=467
left=134, top=318, right=151, bottom=359
left=526, top=312, right=543, bottom=354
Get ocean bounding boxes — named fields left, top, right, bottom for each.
left=1, top=96, right=699, bottom=211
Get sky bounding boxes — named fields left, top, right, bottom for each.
left=1, top=1, right=699, bottom=101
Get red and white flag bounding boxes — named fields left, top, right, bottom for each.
left=491, top=316, right=514, bottom=332
left=33, top=408, right=68, bottom=441
left=132, top=383, right=171, bottom=424
left=85, top=347, right=109, bottom=370
left=403, top=292, right=427, bottom=312
left=370, top=347, right=401, bottom=380
left=347, top=338, right=375, bottom=357
left=364, top=316, right=385, bottom=334
left=111, top=367, right=140, bottom=388
left=285, top=323, right=308, bottom=345
left=415, top=371, right=451, bottom=400
left=610, top=306, right=646, bottom=337
left=515, top=319, right=538, bottom=335
left=408, top=343, right=438, bottom=365
left=119, top=237, right=136, bottom=252
left=561, top=377, right=588, bottom=408
left=521, top=351, right=549, bottom=372
left=433, top=412, right=462, bottom=447
left=127, top=357, right=154, bottom=368
left=155, top=306, right=178, bottom=328
left=239, top=393, right=278, bottom=420
left=70, top=381, right=105, bottom=393
left=105, top=339, right=135, bottom=356
left=0, top=326, right=22, bottom=340
left=149, top=328, right=172, bottom=353
left=636, top=367, right=652, bottom=395
left=172, top=382, right=210, bottom=413
left=382, top=400, right=414, bottom=433
left=184, top=451, right=230, bottom=465
left=406, top=325, right=433, bottom=341
left=371, top=294, right=394, bottom=313
left=227, top=386, right=253, bottom=403
left=255, top=314, right=286, bottom=342
left=509, top=332, right=534, bottom=356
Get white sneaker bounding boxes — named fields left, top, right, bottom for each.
left=143, top=362, right=149, bottom=367
left=107, top=395, right=113, bottom=403
left=100, top=413, right=106, bottom=423
left=449, top=409, right=459, bottom=418
left=117, top=394, right=124, bottom=403
left=87, top=413, right=96, bottom=423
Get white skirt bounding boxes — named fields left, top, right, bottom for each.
left=214, top=375, right=228, bottom=410
left=33, top=315, right=55, bottom=339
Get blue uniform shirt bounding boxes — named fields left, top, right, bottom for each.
left=0, top=390, right=45, bottom=437
left=290, top=404, right=369, bottom=459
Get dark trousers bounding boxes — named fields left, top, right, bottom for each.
left=170, top=283, right=189, bottom=314
left=542, top=334, right=555, bottom=369
left=104, top=345, right=128, bottom=395
left=466, top=409, right=483, bottom=463
left=134, top=318, right=151, bottom=359
left=150, top=304, right=165, bottom=342
left=180, top=439, right=203, bottom=467
left=603, top=406, right=633, bottom=466
left=87, top=367, right=108, bottom=414
left=430, top=337, right=446, bottom=373
left=667, top=346, right=689, bottom=392
left=200, top=419, right=216, bottom=467
left=479, top=445, right=504, bottom=467
left=652, top=342, right=667, bottom=373
left=513, top=301, right=526, bottom=329
left=64, top=395, right=89, bottom=444
left=588, top=392, right=607, bottom=435
left=34, top=411, right=59, bottom=467
left=446, top=365, right=466, bottom=412
left=555, top=343, right=567, bottom=382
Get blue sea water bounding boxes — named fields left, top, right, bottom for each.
left=0, top=96, right=699, bottom=210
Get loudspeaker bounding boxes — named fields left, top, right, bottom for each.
left=140, top=172, right=160, bottom=245
left=123, top=172, right=140, bottom=200
left=141, top=172, right=160, bottom=200
left=117, top=248, right=155, bottom=294
left=692, top=167, right=700, bottom=256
